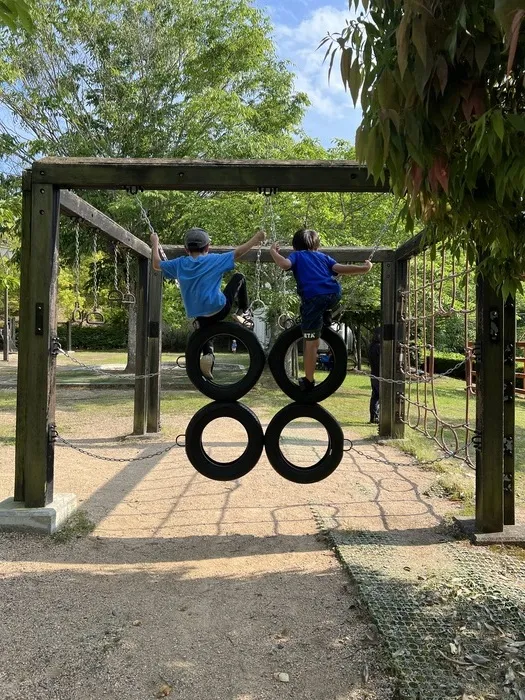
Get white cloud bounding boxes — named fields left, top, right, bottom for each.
left=272, top=5, right=360, bottom=125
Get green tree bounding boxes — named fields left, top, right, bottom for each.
left=325, top=0, right=525, bottom=296
left=0, top=0, right=33, bottom=32
left=0, top=0, right=306, bottom=165
left=0, top=0, right=307, bottom=365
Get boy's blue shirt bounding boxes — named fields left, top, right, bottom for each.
left=160, top=251, right=235, bottom=317
left=288, top=250, right=340, bottom=300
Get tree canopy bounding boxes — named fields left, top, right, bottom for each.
left=326, top=0, right=525, bottom=296
left=0, top=0, right=307, bottom=166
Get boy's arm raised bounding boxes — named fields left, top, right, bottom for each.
left=332, top=260, right=373, bottom=275
left=234, top=229, right=266, bottom=260
left=269, top=242, right=292, bottom=270
left=150, top=233, right=162, bottom=271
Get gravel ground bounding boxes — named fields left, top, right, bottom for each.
left=0, top=390, right=465, bottom=700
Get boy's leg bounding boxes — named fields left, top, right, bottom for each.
left=223, top=273, right=253, bottom=326
left=194, top=315, right=218, bottom=379
left=303, top=336, right=320, bottom=383
left=223, top=273, right=249, bottom=312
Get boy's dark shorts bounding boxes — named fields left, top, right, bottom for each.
left=300, top=292, right=341, bottom=340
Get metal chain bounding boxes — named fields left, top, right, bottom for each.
left=53, top=430, right=183, bottom=462
left=135, top=194, right=168, bottom=262
left=346, top=438, right=475, bottom=469
left=114, top=244, right=119, bottom=291
left=125, top=251, right=131, bottom=295
left=352, top=357, right=467, bottom=385
left=74, top=221, right=81, bottom=303
left=92, top=233, right=99, bottom=308
left=55, top=343, right=168, bottom=380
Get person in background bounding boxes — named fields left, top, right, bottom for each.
left=369, top=327, right=381, bottom=424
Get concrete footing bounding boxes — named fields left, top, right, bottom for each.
left=0, top=494, right=78, bottom=534
left=454, top=516, right=525, bottom=546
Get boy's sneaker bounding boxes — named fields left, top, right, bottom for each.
left=200, top=353, right=215, bottom=380
left=298, top=377, right=316, bottom=392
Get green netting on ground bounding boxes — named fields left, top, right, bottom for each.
left=313, top=515, right=525, bottom=700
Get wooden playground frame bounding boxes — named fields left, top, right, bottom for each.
left=13, top=157, right=520, bottom=539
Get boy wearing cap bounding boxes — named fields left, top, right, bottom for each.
left=151, top=227, right=265, bottom=379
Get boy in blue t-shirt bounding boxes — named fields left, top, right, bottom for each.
left=269, top=228, right=372, bottom=391
left=151, top=227, right=265, bottom=379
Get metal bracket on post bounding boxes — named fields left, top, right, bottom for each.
left=504, top=343, right=515, bottom=365
left=503, top=435, right=514, bottom=456
left=504, top=474, right=514, bottom=493
left=257, top=187, right=278, bottom=196
left=125, top=185, right=143, bottom=195
left=50, top=336, right=62, bottom=356
left=48, top=424, right=58, bottom=444
left=504, top=381, right=514, bottom=403
left=472, top=432, right=482, bottom=453
left=489, top=309, right=500, bottom=342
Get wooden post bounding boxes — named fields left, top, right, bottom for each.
left=379, top=259, right=395, bottom=437
left=133, top=257, right=149, bottom=435
left=147, top=266, right=162, bottom=433
left=503, top=296, right=516, bottom=526
left=15, top=182, right=60, bottom=507
left=3, top=285, right=8, bottom=361
left=14, top=173, right=32, bottom=502
left=475, top=274, right=504, bottom=533
left=392, top=258, right=409, bottom=439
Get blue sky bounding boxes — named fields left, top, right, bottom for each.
left=253, top=0, right=362, bottom=148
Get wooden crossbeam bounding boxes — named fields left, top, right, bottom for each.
left=59, top=190, right=151, bottom=258
left=163, top=245, right=395, bottom=263
left=34, top=158, right=390, bottom=192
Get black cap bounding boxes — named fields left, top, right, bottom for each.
left=184, top=228, right=210, bottom=250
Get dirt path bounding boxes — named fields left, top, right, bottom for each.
left=0, top=397, right=464, bottom=700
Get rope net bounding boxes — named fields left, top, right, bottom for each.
left=399, top=247, right=476, bottom=468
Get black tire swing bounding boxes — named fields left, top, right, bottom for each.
left=185, top=402, right=264, bottom=481
left=268, top=325, right=348, bottom=404
left=264, top=403, right=344, bottom=483
left=185, top=321, right=266, bottom=401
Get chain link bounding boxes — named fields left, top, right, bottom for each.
left=56, top=343, right=169, bottom=380
left=125, top=251, right=131, bottom=295
left=113, top=243, right=119, bottom=293
left=92, top=233, right=99, bottom=308
left=346, top=438, right=475, bottom=469
left=352, top=358, right=467, bottom=385
left=135, top=194, right=168, bottom=262
left=53, top=430, right=182, bottom=462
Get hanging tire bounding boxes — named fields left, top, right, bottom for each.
left=185, top=321, right=266, bottom=401
left=264, top=403, right=344, bottom=484
left=268, top=325, right=347, bottom=403
left=185, top=402, right=264, bottom=481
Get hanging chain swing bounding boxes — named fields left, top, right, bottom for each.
left=108, top=243, right=124, bottom=305
left=71, top=220, right=84, bottom=323
left=85, top=233, right=105, bottom=325
left=122, top=251, right=136, bottom=304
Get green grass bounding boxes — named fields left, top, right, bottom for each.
left=1, top=352, right=524, bottom=510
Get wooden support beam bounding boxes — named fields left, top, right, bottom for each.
left=147, top=267, right=162, bottom=433
left=503, top=296, right=516, bottom=525
left=14, top=172, right=32, bottom=502
left=395, top=230, right=428, bottom=261
left=475, top=274, right=504, bottom=533
left=60, top=190, right=151, bottom=259
left=163, top=245, right=394, bottom=264
left=379, top=260, right=396, bottom=438
left=133, top=257, right=150, bottom=435
left=34, top=158, right=390, bottom=192
left=392, top=258, right=409, bottom=439
left=18, top=183, right=60, bottom=507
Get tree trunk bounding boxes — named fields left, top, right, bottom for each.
left=356, top=324, right=362, bottom=370
left=124, top=292, right=137, bottom=374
